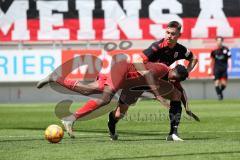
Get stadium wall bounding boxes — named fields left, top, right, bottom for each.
left=0, top=79, right=239, bottom=103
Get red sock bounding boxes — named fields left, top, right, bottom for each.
left=74, top=100, right=98, bottom=119
left=56, top=77, right=78, bottom=90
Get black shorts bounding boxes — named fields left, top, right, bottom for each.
left=118, top=89, right=143, bottom=106
left=214, top=68, right=228, bottom=80
left=118, top=79, right=174, bottom=106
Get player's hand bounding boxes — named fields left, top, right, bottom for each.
left=156, top=95, right=170, bottom=109
left=186, top=110, right=200, bottom=122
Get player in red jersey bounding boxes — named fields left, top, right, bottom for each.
left=108, top=21, right=198, bottom=141
left=37, top=61, right=189, bottom=138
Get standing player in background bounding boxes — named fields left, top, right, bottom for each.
left=209, top=37, right=231, bottom=100
left=108, top=21, right=198, bottom=141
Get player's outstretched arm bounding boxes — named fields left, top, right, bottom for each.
left=181, top=88, right=189, bottom=111
left=187, top=55, right=198, bottom=73
left=181, top=89, right=200, bottom=122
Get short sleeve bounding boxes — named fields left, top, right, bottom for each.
left=177, top=44, right=193, bottom=60
left=142, top=41, right=159, bottom=59
left=227, top=48, right=231, bottom=57
left=184, top=48, right=194, bottom=60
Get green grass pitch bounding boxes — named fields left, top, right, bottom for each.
left=0, top=100, right=240, bottom=160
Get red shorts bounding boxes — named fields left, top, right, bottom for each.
left=97, top=74, right=114, bottom=91
left=96, top=61, right=132, bottom=91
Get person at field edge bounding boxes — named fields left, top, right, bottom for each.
left=208, top=36, right=231, bottom=100
left=107, top=21, right=198, bottom=141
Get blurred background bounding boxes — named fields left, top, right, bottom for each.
left=0, top=0, right=239, bottom=103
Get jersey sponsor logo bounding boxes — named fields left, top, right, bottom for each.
left=174, top=52, right=179, bottom=59
left=151, top=46, right=158, bottom=52
left=215, top=55, right=225, bottom=60
left=185, top=49, right=191, bottom=57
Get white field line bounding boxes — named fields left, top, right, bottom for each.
left=0, top=130, right=240, bottom=138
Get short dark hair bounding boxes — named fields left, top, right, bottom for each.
left=167, top=21, right=182, bottom=32
left=216, top=36, right=224, bottom=41
left=175, top=64, right=188, bottom=81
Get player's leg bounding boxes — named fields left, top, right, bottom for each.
left=57, top=77, right=102, bottom=95
left=62, top=85, right=116, bottom=138
left=218, top=70, right=228, bottom=100
left=36, top=71, right=58, bottom=89
left=213, top=69, right=223, bottom=100
left=151, top=81, right=182, bottom=141
left=75, top=86, right=115, bottom=118
left=108, top=89, right=143, bottom=140
left=113, top=103, right=130, bottom=120
left=37, top=60, right=129, bottom=94
left=61, top=61, right=130, bottom=138
left=108, top=103, right=129, bottom=140
left=214, top=79, right=222, bottom=100
left=220, top=78, right=227, bottom=91
left=162, top=87, right=183, bottom=141
left=108, top=79, right=174, bottom=140
left=37, top=71, right=102, bottom=95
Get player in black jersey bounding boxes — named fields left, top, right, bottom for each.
left=108, top=21, right=198, bottom=141
left=209, top=36, right=231, bottom=100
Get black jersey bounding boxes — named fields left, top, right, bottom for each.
left=211, top=46, right=231, bottom=70
left=143, top=38, right=193, bottom=66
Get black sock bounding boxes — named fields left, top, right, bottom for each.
left=220, top=85, right=226, bottom=92
left=169, top=101, right=182, bottom=135
left=215, top=86, right=221, bottom=95
left=108, top=111, right=119, bottom=125
left=108, top=112, right=119, bottom=135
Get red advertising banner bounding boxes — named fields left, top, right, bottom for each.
left=187, top=49, right=212, bottom=78
left=0, top=48, right=237, bottom=82
left=61, top=49, right=213, bottom=80
left=62, top=50, right=102, bottom=80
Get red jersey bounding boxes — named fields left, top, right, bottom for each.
left=97, top=61, right=169, bottom=91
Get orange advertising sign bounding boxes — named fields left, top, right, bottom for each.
left=61, top=49, right=213, bottom=80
